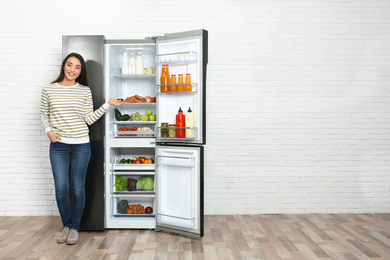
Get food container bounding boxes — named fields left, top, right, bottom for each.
left=168, top=124, right=176, bottom=138
left=161, top=122, right=169, bottom=137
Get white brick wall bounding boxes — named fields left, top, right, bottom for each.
left=0, top=0, right=389, bottom=216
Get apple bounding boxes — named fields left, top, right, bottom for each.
left=149, top=114, right=156, bottom=121
left=145, top=206, right=153, bottom=214
left=146, top=109, right=153, bottom=116
left=141, top=114, right=149, bottom=121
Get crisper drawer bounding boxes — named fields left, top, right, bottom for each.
left=113, top=195, right=155, bottom=218
left=112, top=154, right=155, bottom=171
left=112, top=121, right=156, bottom=138
left=113, top=172, right=155, bottom=193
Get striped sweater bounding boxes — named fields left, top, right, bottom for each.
left=40, top=83, right=109, bottom=144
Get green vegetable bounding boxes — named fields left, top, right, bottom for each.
left=136, top=176, right=154, bottom=191
left=114, top=176, right=127, bottom=191
left=114, top=108, right=122, bottom=121
left=130, top=112, right=141, bottom=121
left=117, top=200, right=129, bottom=214
left=119, top=114, right=130, bottom=121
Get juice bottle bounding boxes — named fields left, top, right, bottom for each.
left=177, top=74, right=184, bottom=92
left=176, top=107, right=185, bottom=138
left=185, top=107, right=195, bottom=138
left=160, top=64, right=170, bottom=93
left=170, top=74, right=177, bottom=92
left=184, top=73, right=192, bottom=92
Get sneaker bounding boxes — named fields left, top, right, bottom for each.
left=66, top=229, right=79, bottom=245
left=57, top=227, right=70, bottom=244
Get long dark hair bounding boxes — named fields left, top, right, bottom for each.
left=52, top=52, right=88, bottom=86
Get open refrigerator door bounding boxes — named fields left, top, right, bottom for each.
left=155, top=30, right=207, bottom=145
left=155, top=145, right=204, bottom=238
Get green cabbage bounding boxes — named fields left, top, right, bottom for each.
left=136, top=176, right=154, bottom=191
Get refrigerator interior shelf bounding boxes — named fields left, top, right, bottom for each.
left=113, top=213, right=155, bottom=218
left=114, top=121, right=156, bottom=125
left=114, top=191, right=155, bottom=195
left=113, top=194, right=155, bottom=199
left=113, top=171, right=155, bottom=176
left=120, top=103, right=157, bottom=106
left=113, top=130, right=155, bottom=136
left=113, top=164, right=156, bottom=170
left=111, top=74, right=156, bottom=79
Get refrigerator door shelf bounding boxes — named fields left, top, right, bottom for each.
left=157, top=83, right=197, bottom=94
left=156, top=51, right=197, bottom=64
left=156, top=127, right=198, bottom=139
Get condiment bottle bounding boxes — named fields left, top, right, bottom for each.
left=170, top=74, right=177, bottom=92
left=129, top=52, right=136, bottom=74
left=160, top=64, right=170, bottom=93
left=122, top=52, right=129, bottom=74
left=176, top=107, right=185, bottom=138
left=135, top=51, right=144, bottom=74
left=177, top=74, right=184, bottom=92
left=184, top=73, right=192, bottom=92
left=185, top=107, right=195, bottom=138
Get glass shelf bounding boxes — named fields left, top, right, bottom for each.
left=156, top=51, right=197, bottom=65
left=111, top=74, right=156, bottom=79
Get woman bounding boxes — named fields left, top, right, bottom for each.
left=40, top=53, right=124, bottom=245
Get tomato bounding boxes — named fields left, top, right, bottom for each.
left=118, top=128, right=124, bottom=136
left=133, top=160, right=142, bottom=164
left=132, top=127, right=137, bottom=131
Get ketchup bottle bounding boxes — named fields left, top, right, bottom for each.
left=176, top=107, right=185, bottom=138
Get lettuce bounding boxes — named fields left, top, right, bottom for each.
left=114, top=176, right=127, bottom=191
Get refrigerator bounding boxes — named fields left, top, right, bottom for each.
left=62, top=29, right=207, bottom=238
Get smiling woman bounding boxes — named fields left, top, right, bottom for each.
left=39, top=52, right=125, bottom=246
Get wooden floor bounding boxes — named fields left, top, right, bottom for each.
left=0, top=214, right=389, bottom=260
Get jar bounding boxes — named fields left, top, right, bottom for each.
left=161, top=122, right=169, bottom=137
left=168, top=124, right=176, bottom=138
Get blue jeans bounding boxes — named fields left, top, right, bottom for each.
left=50, top=142, right=91, bottom=231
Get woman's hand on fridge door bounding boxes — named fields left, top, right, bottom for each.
left=47, top=131, right=61, bottom=143
left=108, top=99, right=126, bottom=106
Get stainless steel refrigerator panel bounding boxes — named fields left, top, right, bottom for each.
left=62, top=35, right=105, bottom=231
